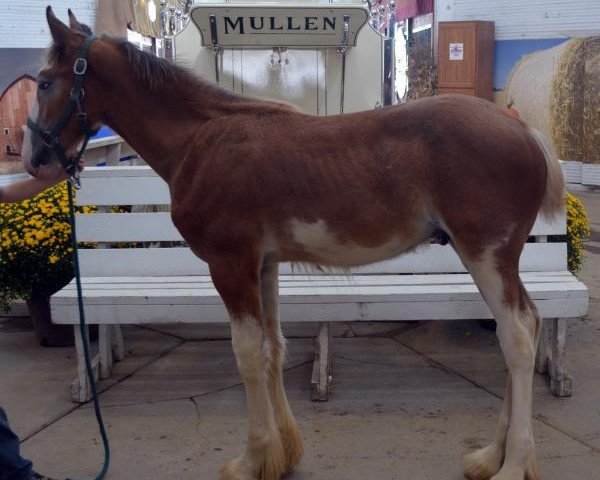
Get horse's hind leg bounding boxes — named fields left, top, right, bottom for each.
left=210, top=256, right=286, bottom=480
left=457, top=243, right=541, bottom=480
left=261, top=262, right=304, bottom=471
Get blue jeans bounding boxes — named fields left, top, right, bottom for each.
left=0, top=407, right=32, bottom=480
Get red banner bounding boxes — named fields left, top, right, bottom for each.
left=394, top=0, right=433, bottom=21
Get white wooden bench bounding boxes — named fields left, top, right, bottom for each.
left=51, top=166, right=589, bottom=402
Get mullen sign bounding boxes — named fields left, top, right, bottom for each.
left=223, top=15, right=337, bottom=35
left=190, top=5, right=369, bottom=48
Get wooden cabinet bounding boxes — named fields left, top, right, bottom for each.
left=437, top=21, right=494, bottom=101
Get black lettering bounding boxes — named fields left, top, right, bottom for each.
left=269, top=16, right=283, bottom=30
left=249, top=16, right=264, bottom=30
left=323, top=17, right=336, bottom=30
left=305, top=17, right=318, bottom=30
left=224, top=16, right=244, bottom=34
left=287, top=17, right=301, bottom=30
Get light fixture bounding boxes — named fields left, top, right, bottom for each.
left=148, top=0, right=157, bottom=23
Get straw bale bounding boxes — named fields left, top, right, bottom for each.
left=506, top=41, right=571, bottom=140
left=549, top=39, right=585, bottom=162
left=583, top=37, right=600, bottom=164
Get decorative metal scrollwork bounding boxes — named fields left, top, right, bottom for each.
left=159, top=0, right=193, bottom=38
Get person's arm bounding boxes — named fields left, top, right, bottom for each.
left=0, top=176, right=65, bottom=203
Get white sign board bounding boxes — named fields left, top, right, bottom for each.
left=190, top=4, right=369, bottom=47
left=449, top=43, right=464, bottom=61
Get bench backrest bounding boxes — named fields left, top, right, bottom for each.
left=75, top=166, right=568, bottom=277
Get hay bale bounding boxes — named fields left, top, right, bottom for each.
left=506, top=41, right=571, bottom=141
left=550, top=39, right=585, bottom=162
left=583, top=38, right=600, bottom=164
left=506, top=37, right=600, bottom=164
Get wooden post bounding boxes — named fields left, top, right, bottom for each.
left=99, top=325, right=113, bottom=379
left=548, top=318, right=573, bottom=397
left=311, top=322, right=332, bottom=402
left=71, top=325, right=100, bottom=403
left=111, top=325, right=126, bottom=362
left=535, top=318, right=550, bottom=374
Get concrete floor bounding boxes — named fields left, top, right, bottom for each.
left=1, top=188, right=600, bottom=480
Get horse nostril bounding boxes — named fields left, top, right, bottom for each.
left=32, top=146, right=50, bottom=167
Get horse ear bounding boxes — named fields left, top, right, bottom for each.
left=46, top=6, right=72, bottom=46
left=68, top=9, right=86, bottom=34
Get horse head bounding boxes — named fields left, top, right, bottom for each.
left=23, top=7, right=102, bottom=180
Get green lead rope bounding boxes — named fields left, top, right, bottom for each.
left=66, top=180, right=111, bottom=480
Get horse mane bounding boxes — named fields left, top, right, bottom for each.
left=112, top=38, right=297, bottom=115
left=116, top=39, right=230, bottom=96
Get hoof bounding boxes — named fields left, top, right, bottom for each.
left=463, top=445, right=503, bottom=480
left=220, top=457, right=254, bottom=480
left=490, top=460, right=541, bottom=480
left=220, top=435, right=287, bottom=480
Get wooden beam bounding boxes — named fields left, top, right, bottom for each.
left=311, top=322, right=331, bottom=402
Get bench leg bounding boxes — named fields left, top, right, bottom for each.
left=311, top=322, right=332, bottom=402
left=547, top=318, right=573, bottom=397
left=99, top=325, right=113, bottom=379
left=535, top=318, right=550, bottom=374
left=111, top=325, right=125, bottom=362
left=71, top=325, right=100, bottom=403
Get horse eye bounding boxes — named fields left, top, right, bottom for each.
left=37, top=81, right=51, bottom=90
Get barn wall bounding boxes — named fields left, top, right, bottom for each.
left=435, top=0, right=600, bottom=40
left=0, top=1, right=97, bottom=49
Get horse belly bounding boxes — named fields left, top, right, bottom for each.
left=282, top=218, right=427, bottom=267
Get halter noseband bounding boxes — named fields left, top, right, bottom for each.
left=27, top=34, right=99, bottom=188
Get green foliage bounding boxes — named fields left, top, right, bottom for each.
left=566, top=192, right=590, bottom=273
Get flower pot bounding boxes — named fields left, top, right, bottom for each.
left=26, top=293, right=74, bottom=347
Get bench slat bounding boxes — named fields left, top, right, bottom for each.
left=51, top=297, right=588, bottom=324
left=77, top=213, right=182, bottom=242
left=77, top=167, right=169, bottom=205
left=52, top=280, right=587, bottom=305
left=77, top=243, right=568, bottom=276
left=57, top=272, right=579, bottom=291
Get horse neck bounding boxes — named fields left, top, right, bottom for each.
left=91, top=44, right=227, bottom=181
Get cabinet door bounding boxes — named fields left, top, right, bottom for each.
left=437, top=87, right=476, bottom=97
left=438, top=23, right=477, bottom=89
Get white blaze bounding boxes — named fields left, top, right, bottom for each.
left=20, top=98, right=38, bottom=172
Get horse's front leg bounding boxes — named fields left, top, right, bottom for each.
left=260, top=262, right=304, bottom=471
left=210, top=256, right=286, bottom=480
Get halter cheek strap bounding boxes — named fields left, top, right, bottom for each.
left=27, top=34, right=99, bottom=189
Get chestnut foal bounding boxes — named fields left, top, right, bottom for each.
left=23, top=8, right=564, bottom=480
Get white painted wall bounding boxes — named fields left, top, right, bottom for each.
left=0, top=1, right=97, bottom=48
left=435, top=0, right=600, bottom=40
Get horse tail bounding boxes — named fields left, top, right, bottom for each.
left=528, top=127, right=565, bottom=219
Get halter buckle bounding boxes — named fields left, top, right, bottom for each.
left=71, top=87, right=85, bottom=101
left=69, top=171, right=82, bottom=190
left=73, top=57, right=88, bottom=75
left=66, top=164, right=82, bottom=190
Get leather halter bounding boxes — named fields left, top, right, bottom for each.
left=27, top=34, right=99, bottom=188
